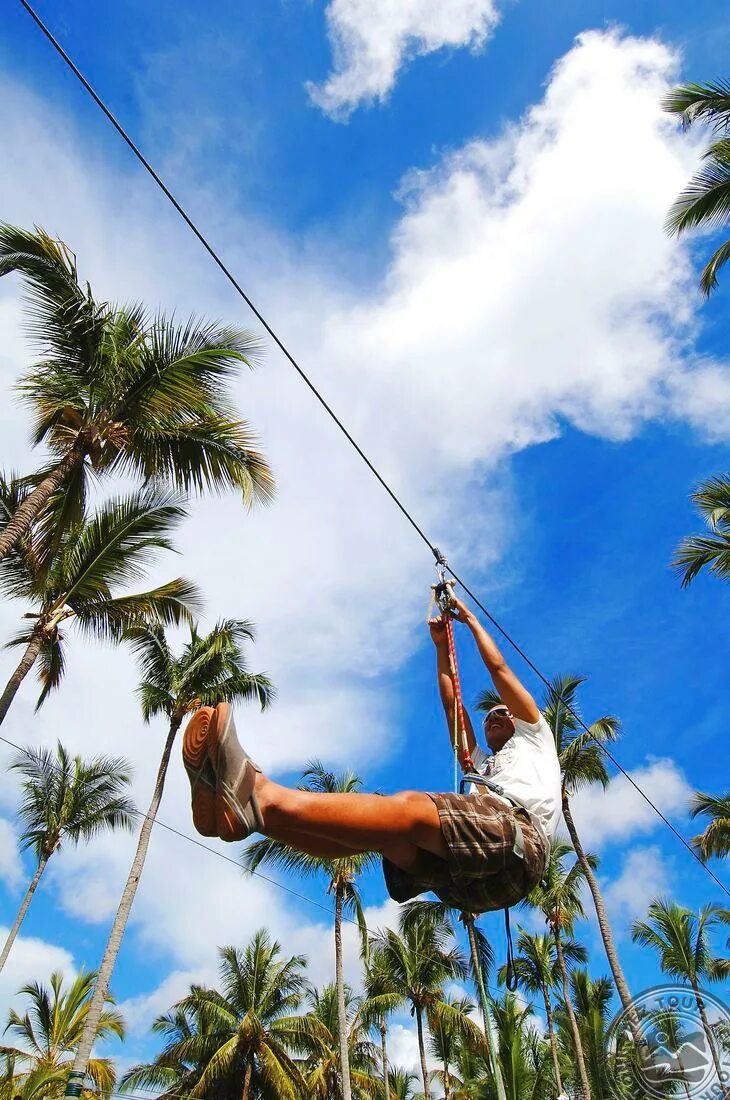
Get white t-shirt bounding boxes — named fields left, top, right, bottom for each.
left=470, top=712, right=561, bottom=848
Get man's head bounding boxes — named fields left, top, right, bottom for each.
left=482, top=703, right=516, bottom=752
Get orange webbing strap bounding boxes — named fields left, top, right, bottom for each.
left=443, top=613, right=474, bottom=774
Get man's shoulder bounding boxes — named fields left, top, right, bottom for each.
left=515, top=712, right=556, bottom=747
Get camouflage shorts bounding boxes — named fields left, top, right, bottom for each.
left=382, top=790, right=546, bottom=913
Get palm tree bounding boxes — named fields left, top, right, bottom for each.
left=0, top=483, right=200, bottom=725
left=566, top=971, right=615, bottom=1099
left=67, top=620, right=273, bottom=1095
left=122, top=931, right=322, bottom=1100
left=243, top=762, right=376, bottom=1100
left=370, top=902, right=469, bottom=1100
left=460, top=911, right=504, bottom=1100
left=1, top=971, right=124, bottom=1099
left=0, top=224, right=273, bottom=563
left=0, top=743, right=134, bottom=974
left=663, top=82, right=730, bottom=295
left=302, top=984, right=380, bottom=1099
left=479, top=675, right=633, bottom=1020
left=488, top=994, right=553, bottom=1100
left=379, top=1066, right=418, bottom=1100
left=527, top=840, right=593, bottom=1100
left=427, top=992, right=482, bottom=1100
left=632, top=898, right=730, bottom=1083
left=362, top=944, right=403, bottom=1100
left=690, top=791, right=730, bottom=861
left=673, top=476, right=730, bottom=587
left=498, top=928, right=586, bottom=1094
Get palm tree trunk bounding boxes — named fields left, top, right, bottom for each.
left=540, top=982, right=563, bottom=1094
left=0, top=630, right=44, bottom=726
left=63, top=717, right=180, bottom=1098
left=554, top=931, right=591, bottom=1100
left=563, top=799, right=633, bottom=1010
left=464, top=913, right=506, bottom=1100
left=415, top=1005, right=430, bottom=1100
left=333, top=883, right=352, bottom=1100
left=690, top=977, right=725, bottom=1085
left=241, top=1060, right=253, bottom=1100
left=443, top=1063, right=451, bottom=1100
left=380, top=1020, right=390, bottom=1100
left=0, top=441, right=86, bottom=563
left=0, top=854, right=49, bottom=973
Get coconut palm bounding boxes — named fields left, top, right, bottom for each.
left=1, top=971, right=124, bottom=1099
left=362, top=944, right=404, bottom=1100
left=122, top=931, right=321, bottom=1100
left=478, top=675, right=632, bottom=1020
left=632, top=899, right=730, bottom=1083
left=498, top=928, right=586, bottom=1094
left=673, top=476, right=730, bottom=587
left=427, top=992, right=482, bottom=1100
left=0, top=743, right=134, bottom=975
left=663, top=82, right=730, bottom=295
left=243, top=763, right=376, bottom=1100
left=488, top=994, right=553, bottom=1100
left=0, top=483, right=200, bottom=725
left=67, top=620, right=273, bottom=1094
left=0, top=224, right=273, bottom=563
left=690, top=791, right=730, bottom=861
left=379, top=1067, right=418, bottom=1100
left=370, top=902, right=469, bottom=1100
left=301, top=984, right=380, bottom=1099
left=118, top=1002, right=206, bottom=1100
left=564, top=971, right=615, bottom=1099
left=527, top=840, right=593, bottom=1100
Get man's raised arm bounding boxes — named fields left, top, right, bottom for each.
left=450, top=598, right=540, bottom=724
left=429, top=616, right=476, bottom=766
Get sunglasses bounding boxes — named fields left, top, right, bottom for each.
left=483, top=706, right=512, bottom=725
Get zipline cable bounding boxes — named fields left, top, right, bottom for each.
left=14, top=0, right=730, bottom=901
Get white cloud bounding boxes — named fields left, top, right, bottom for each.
left=569, top=758, right=693, bottom=849
left=0, top=26, right=725, bottom=1023
left=308, top=0, right=502, bottom=119
left=0, top=818, right=23, bottom=890
left=0, top=928, right=76, bottom=1024
left=602, top=845, right=674, bottom=929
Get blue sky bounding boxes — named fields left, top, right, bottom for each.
left=0, top=0, right=729, bottom=1077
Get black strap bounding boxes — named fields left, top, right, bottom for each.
left=504, top=907, right=518, bottom=992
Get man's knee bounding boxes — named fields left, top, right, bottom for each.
left=391, top=790, right=438, bottom=834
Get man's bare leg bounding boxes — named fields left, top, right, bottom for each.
left=253, top=773, right=447, bottom=870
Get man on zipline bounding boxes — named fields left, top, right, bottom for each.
left=183, top=596, right=559, bottom=912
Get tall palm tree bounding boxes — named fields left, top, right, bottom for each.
left=498, top=928, right=586, bottom=1094
left=690, top=791, right=730, bottom=861
left=243, top=763, right=376, bottom=1100
left=460, top=911, right=504, bottom=1100
left=1, top=971, right=124, bottom=1099
left=673, top=476, right=730, bottom=587
left=122, top=931, right=322, bottom=1100
left=67, top=620, right=273, bottom=1096
left=370, top=902, right=469, bottom=1100
left=527, top=840, right=593, bottom=1100
left=0, top=224, right=273, bottom=563
left=632, top=898, right=730, bottom=1083
left=362, top=944, right=403, bottom=1100
left=0, top=743, right=134, bottom=974
left=0, top=484, right=200, bottom=725
left=301, top=984, right=380, bottom=1099
left=479, top=675, right=633, bottom=1019
left=427, top=992, right=482, bottom=1100
left=663, top=82, right=730, bottom=295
